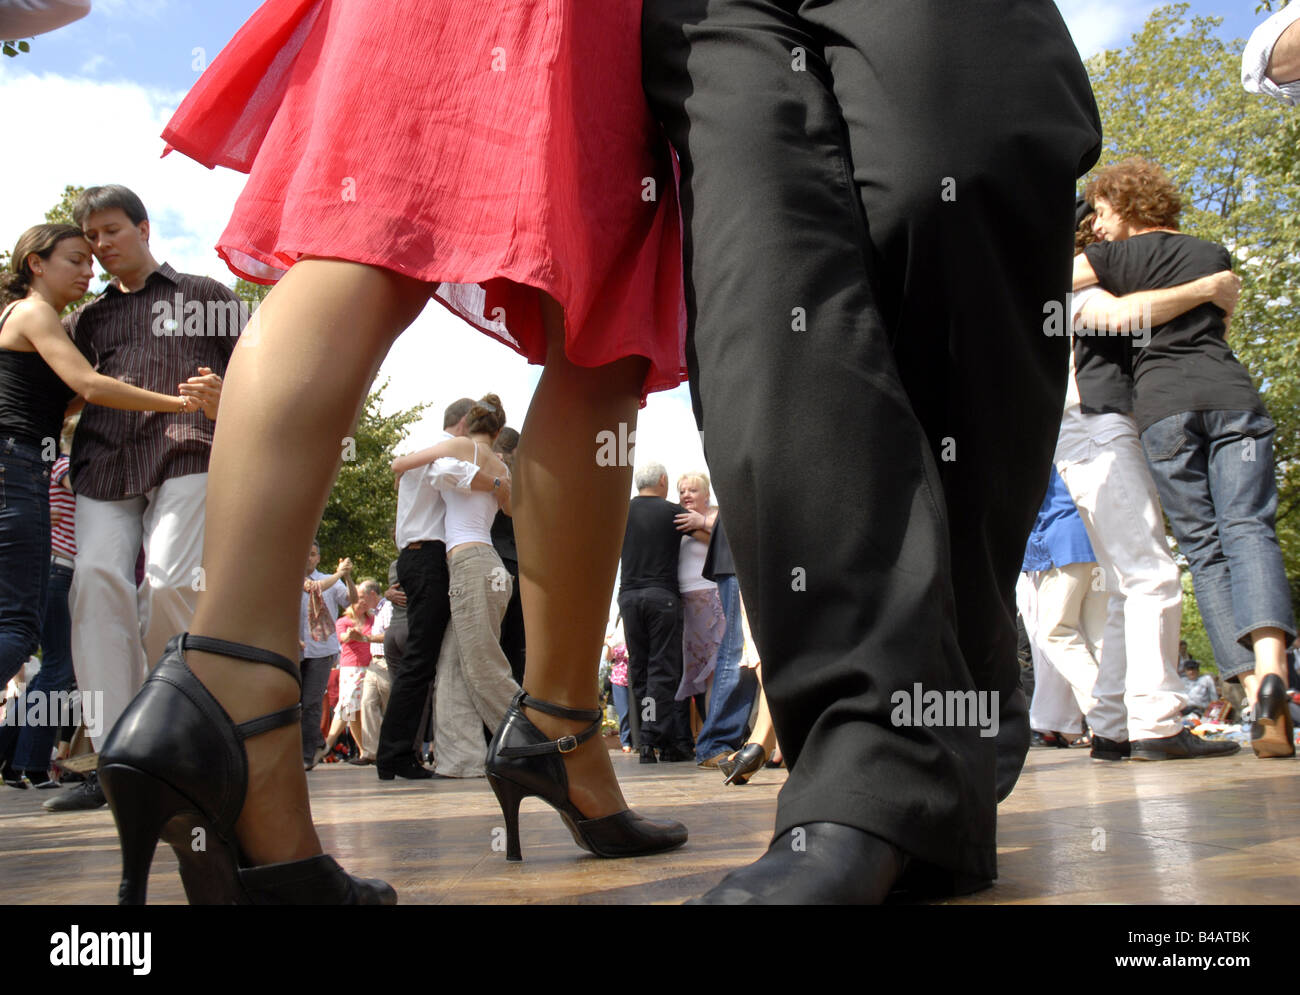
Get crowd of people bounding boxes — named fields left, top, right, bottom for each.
left=1, top=1, right=1298, bottom=907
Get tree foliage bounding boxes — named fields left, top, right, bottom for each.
left=1084, top=4, right=1300, bottom=665
left=315, top=379, right=429, bottom=586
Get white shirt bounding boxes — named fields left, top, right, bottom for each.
left=1053, top=286, right=1135, bottom=465
left=394, top=429, right=480, bottom=549
left=1243, top=4, right=1300, bottom=105
left=370, top=598, right=392, bottom=658
left=301, top=570, right=350, bottom=659
left=440, top=440, right=500, bottom=549
left=678, top=533, right=716, bottom=593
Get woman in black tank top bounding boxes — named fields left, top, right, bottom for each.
left=0, top=224, right=195, bottom=694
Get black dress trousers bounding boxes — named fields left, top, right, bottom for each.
left=377, top=542, right=451, bottom=769
left=643, top=0, right=1101, bottom=880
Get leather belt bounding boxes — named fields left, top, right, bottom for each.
left=51, top=554, right=75, bottom=569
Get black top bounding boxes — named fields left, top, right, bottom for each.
left=1084, top=233, right=1266, bottom=432
left=619, top=495, right=685, bottom=594
left=702, top=515, right=735, bottom=581
left=491, top=509, right=517, bottom=565
left=1073, top=331, right=1133, bottom=416
left=0, top=304, right=76, bottom=448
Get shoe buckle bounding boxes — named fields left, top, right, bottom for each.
left=556, top=735, right=578, bottom=754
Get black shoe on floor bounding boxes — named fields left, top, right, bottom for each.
left=42, top=771, right=106, bottom=811
left=1090, top=736, right=1130, bottom=762
left=688, top=823, right=908, bottom=905
left=377, top=760, right=433, bottom=780
left=348, top=757, right=375, bottom=767
left=1130, top=728, right=1240, bottom=761
left=657, top=746, right=693, bottom=763
left=638, top=746, right=658, bottom=764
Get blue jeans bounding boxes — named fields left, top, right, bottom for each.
left=11, top=563, right=75, bottom=772
left=1141, top=409, right=1296, bottom=680
left=695, top=575, right=758, bottom=760
left=0, top=438, right=51, bottom=689
left=611, top=683, right=632, bottom=747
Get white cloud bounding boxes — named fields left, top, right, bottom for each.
left=79, top=52, right=108, bottom=74
left=1054, top=0, right=1160, bottom=57
left=0, top=69, right=713, bottom=500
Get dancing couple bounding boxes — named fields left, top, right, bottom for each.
left=96, top=0, right=1101, bottom=904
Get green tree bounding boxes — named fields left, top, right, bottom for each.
left=315, top=379, right=429, bottom=585
left=1084, top=4, right=1300, bottom=667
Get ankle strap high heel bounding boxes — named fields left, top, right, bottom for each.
left=494, top=692, right=601, bottom=758
left=485, top=689, right=687, bottom=861
left=99, top=633, right=395, bottom=905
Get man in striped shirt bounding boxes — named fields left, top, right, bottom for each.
left=44, top=185, right=243, bottom=813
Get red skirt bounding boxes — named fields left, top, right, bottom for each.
left=162, top=0, right=686, bottom=400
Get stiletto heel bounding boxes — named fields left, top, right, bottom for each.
left=1252, top=674, right=1295, bottom=759
left=486, top=690, right=687, bottom=860
left=99, top=633, right=396, bottom=904
left=487, top=773, right=525, bottom=861
left=719, top=742, right=767, bottom=786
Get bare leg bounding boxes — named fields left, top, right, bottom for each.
left=731, top=667, right=778, bottom=760
left=1240, top=626, right=1289, bottom=708
left=515, top=292, right=648, bottom=818
left=183, top=259, right=429, bottom=865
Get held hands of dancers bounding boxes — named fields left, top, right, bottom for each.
left=177, top=365, right=222, bottom=419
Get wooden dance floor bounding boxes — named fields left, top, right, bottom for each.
left=2, top=746, right=1296, bottom=904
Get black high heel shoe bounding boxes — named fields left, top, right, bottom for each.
left=485, top=690, right=688, bottom=860
left=718, top=742, right=766, bottom=785
left=1251, top=674, right=1296, bottom=759
left=98, top=633, right=396, bottom=905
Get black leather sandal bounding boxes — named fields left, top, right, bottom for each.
left=486, top=690, right=687, bottom=860
left=99, top=633, right=396, bottom=905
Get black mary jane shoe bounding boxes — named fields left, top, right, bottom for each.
left=486, top=690, right=687, bottom=860
left=99, top=633, right=396, bottom=905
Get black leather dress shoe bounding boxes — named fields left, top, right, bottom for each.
left=688, top=823, right=909, bottom=904
left=348, top=757, right=375, bottom=767
left=42, top=771, right=107, bottom=811
left=1130, top=728, right=1240, bottom=761
left=638, top=746, right=658, bottom=764
left=657, top=746, right=693, bottom=763
left=377, top=760, right=434, bottom=780
left=1090, top=735, right=1130, bottom=761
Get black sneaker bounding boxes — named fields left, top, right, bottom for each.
left=1130, top=728, right=1240, bottom=761
left=1090, top=736, right=1130, bottom=762
left=42, top=771, right=106, bottom=811
left=639, top=746, right=658, bottom=764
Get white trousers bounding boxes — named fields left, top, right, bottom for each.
left=1017, top=565, right=1106, bottom=734
left=1056, top=430, right=1185, bottom=740
left=70, top=473, right=207, bottom=749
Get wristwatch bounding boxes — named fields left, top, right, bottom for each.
left=493, top=477, right=502, bottom=490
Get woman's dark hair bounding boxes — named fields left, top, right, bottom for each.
left=465, top=393, right=506, bottom=437
left=0, top=223, right=89, bottom=307
left=72, top=184, right=149, bottom=229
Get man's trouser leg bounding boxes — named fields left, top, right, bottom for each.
left=138, top=473, right=207, bottom=669
left=695, top=575, right=757, bottom=759
left=644, top=0, right=1100, bottom=879
left=1058, top=433, right=1184, bottom=740
left=300, top=653, right=335, bottom=763
left=70, top=494, right=147, bottom=750
left=378, top=543, right=450, bottom=770
left=360, top=657, right=391, bottom=760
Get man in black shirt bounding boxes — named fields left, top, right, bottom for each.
left=617, top=462, right=692, bottom=762
left=1075, top=157, right=1295, bottom=760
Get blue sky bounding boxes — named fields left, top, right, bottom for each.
left=0, top=1, right=1285, bottom=491
left=14, top=1, right=1270, bottom=92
